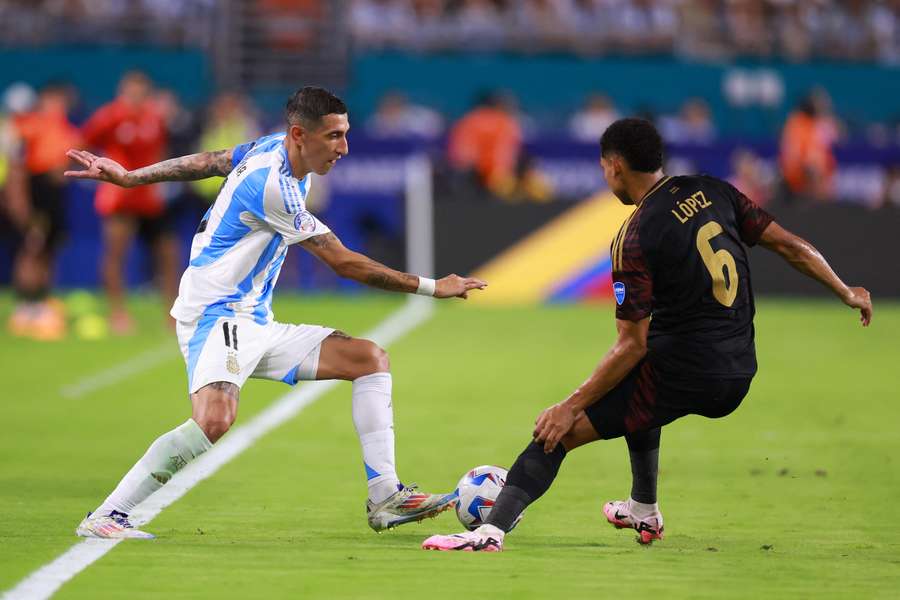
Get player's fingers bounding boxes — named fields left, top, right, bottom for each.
left=543, top=431, right=559, bottom=454
left=465, top=278, right=488, bottom=288
left=63, top=170, right=94, bottom=179
left=66, top=150, right=93, bottom=167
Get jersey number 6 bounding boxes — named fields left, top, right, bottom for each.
left=696, top=221, right=738, bottom=307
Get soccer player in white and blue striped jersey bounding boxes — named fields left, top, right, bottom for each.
left=65, top=87, right=486, bottom=538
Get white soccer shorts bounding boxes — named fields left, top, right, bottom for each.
left=176, top=313, right=335, bottom=393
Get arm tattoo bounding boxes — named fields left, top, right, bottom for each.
left=300, top=232, right=418, bottom=293
left=130, top=149, right=233, bottom=185
left=300, top=232, right=338, bottom=249
left=364, top=269, right=419, bottom=293
left=198, top=381, right=240, bottom=399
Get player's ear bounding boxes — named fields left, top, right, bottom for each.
left=289, top=123, right=305, bottom=144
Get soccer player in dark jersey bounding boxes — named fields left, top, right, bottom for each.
left=422, top=118, right=872, bottom=552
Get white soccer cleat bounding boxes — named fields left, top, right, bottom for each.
left=603, top=499, right=664, bottom=544
left=422, top=524, right=505, bottom=552
left=367, top=484, right=457, bottom=532
left=76, top=511, right=155, bottom=539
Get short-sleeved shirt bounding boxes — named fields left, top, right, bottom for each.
left=611, top=174, right=774, bottom=379
left=82, top=98, right=168, bottom=216
left=170, top=132, right=330, bottom=324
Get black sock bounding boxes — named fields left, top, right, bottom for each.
left=625, top=427, right=660, bottom=504
left=485, top=441, right=567, bottom=532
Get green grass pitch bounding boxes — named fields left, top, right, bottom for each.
left=1, top=294, right=898, bottom=599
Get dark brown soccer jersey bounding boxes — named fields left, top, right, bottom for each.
left=610, top=174, right=774, bottom=379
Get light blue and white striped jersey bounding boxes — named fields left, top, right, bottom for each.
left=170, top=132, right=330, bottom=324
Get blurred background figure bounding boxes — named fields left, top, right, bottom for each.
left=779, top=89, right=842, bottom=202
left=191, top=92, right=260, bottom=204
left=659, top=98, right=718, bottom=145
left=447, top=91, right=523, bottom=198
left=568, top=94, right=620, bottom=144
left=81, top=71, right=174, bottom=334
left=729, top=148, right=773, bottom=209
left=2, top=81, right=80, bottom=340
left=365, top=92, right=444, bottom=139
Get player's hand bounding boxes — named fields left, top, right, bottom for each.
left=434, top=274, right=487, bottom=299
left=841, top=286, right=872, bottom=327
left=533, top=402, right=576, bottom=454
left=64, top=149, right=134, bottom=187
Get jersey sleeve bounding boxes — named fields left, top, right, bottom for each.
left=727, top=182, right=774, bottom=246
left=261, top=171, right=330, bottom=245
left=613, top=217, right=653, bottom=322
left=231, top=139, right=257, bottom=168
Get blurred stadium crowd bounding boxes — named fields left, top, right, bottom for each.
left=353, top=0, right=900, bottom=62
left=3, top=1, right=900, bottom=64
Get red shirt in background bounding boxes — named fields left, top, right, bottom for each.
left=82, top=98, right=167, bottom=217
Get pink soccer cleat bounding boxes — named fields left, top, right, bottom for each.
left=604, top=499, right=664, bottom=544
left=422, top=524, right=505, bottom=552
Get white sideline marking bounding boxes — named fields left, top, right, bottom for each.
left=4, top=297, right=433, bottom=600
left=60, top=341, right=176, bottom=399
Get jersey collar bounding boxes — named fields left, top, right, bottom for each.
left=636, top=175, right=672, bottom=207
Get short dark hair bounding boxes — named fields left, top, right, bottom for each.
left=600, top=118, right=663, bottom=173
left=285, top=86, right=347, bottom=128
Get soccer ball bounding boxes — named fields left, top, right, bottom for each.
left=454, top=465, right=522, bottom=531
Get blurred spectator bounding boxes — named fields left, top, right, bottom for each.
left=350, top=0, right=415, bottom=48
left=728, top=148, right=773, bottom=208
left=880, top=165, right=900, bottom=208
left=81, top=71, right=175, bottom=334
left=568, top=94, right=619, bottom=143
left=725, top=0, right=772, bottom=58
left=447, top=91, right=523, bottom=196
left=779, top=89, right=842, bottom=202
left=192, top=92, right=260, bottom=202
left=659, top=98, right=717, bottom=144
left=455, top=0, right=507, bottom=49
left=3, top=82, right=80, bottom=340
left=259, top=0, right=323, bottom=51
left=365, top=92, right=444, bottom=139
left=510, top=0, right=578, bottom=50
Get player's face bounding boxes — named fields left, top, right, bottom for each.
left=292, top=113, right=350, bottom=176
left=601, top=155, right=634, bottom=205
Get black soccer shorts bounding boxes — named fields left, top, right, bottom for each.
left=584, top=359, right=753, bottom=439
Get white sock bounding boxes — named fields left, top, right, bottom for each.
left=628, top=498, right=659, bottom=519
left=94, top=419, right=213, bottom=516
left=352, top=372, right=401, bottom=503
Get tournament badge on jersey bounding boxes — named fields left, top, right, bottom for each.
left=293, top=211, right=316, bottom=233
left=613, top=281, right=626, bottom=305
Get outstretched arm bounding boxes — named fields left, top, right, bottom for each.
left=64, top=148, right=234, bottom=188
left=759, top=221, right=872, bottom=326
left=299, top=232, right=487, bottom=298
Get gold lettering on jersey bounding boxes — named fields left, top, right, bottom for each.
left=672, top=191, right=712, bottom=224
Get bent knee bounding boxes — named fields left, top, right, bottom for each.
left=196, top=413, right=234, bottom=443
left=192, top=383, right=239, bottom=442
left=355, top=340, right=390, bottom=376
